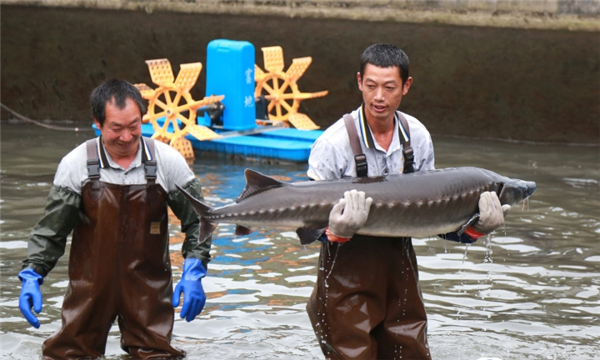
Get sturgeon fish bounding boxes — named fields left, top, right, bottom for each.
left=178, top=167, right=537, bottom=245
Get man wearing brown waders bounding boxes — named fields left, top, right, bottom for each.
left=308, top=44, right=510, bottom=359
left=18, top=79, right=212, bottom=359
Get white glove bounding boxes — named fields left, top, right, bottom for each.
left=328, top=190, right=373, bottom=241
left=472, top=191, right=511, bottom=235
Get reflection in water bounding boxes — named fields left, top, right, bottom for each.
left=1, top=123, right=598, bottom=360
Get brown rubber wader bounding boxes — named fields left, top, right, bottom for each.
left=307, top=235, right=431, bottom=360
left=42, top=177, right=185, bottom=359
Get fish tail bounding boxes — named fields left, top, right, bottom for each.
left=176, top=184, right=218, bottom=243
left=200, top=216, right=218, bottom=243
left=190, top=199, right=218, bottom=243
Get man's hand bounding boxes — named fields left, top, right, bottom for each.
left=18, top=269, right=43, bottom=328
left=472, top=191, right=511, bottom=235
left=172, top=258, right=207, bottom=322
left=327, top=190, right=373, bottom=242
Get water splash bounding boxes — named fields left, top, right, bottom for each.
left=462, top=243, right=471, bottom=264
left=483, top=235, right=494, bottom=264
left=324, top=244, right=340, bottom=291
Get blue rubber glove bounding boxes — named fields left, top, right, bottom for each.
left=18, top=268, right=44, bottom=328
left=172, top=258, right=207, bottom=322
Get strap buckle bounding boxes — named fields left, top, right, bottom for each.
left=87, top=159, right=100, bottom=179
left=403, top=146, right=414, bottom=162
left=354, top=154, right=368, bottom=177
left=402, top=146, right=414, bottom=174
left=144, top=160, right=157, bottom=180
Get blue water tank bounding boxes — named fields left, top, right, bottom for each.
left=204, top=39, right=256, bottom=131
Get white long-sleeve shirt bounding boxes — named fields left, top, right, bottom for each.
left=308, top=106, right=435, bottom=181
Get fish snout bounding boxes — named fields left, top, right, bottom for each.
left=499, top=179, right=538, bottom=206
left=525, top=181, right=537, bottom=198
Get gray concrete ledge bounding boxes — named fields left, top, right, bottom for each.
left=3, top=0, right=600, bottom=31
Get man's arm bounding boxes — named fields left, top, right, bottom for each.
left=155, top=139, right=212, bottom=267
left=407, top=120, right=498, bottom=243
left=23, top=186, right=82, bottom=277
left=19, top=185, right=81, bottom=328
left=307, top=122, right=373, bottom=243
left=167, top=177, right=211, bottom=268
left=441, top=192, right=511, bottom=243
left=168, top=177, right=211, bottom=322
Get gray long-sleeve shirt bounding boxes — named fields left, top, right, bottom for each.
left=23, top=137, right=211, bottom=277
left=54, top=137, right=195, bottom=194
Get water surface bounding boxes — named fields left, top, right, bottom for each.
left=1, top=123, right=598, bottom=359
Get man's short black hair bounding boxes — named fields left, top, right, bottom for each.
left=90, top=79, right=145, bottom=126
left=360, top=44, right=410, bottom=85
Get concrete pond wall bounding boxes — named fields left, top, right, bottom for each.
left=2, top=1, right=599, bottom=143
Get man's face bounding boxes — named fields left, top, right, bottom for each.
left=94, top=98, right=142, bottom=160
left=357, top=64, right=412, bottom=123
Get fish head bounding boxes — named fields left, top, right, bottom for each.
left=498, top=178, right=537, bottom=206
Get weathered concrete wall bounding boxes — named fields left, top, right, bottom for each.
left=3, top=0, right=600, bottom=31
left=2, top=4, right=599, bottom=143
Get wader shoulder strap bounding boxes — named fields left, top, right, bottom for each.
left=86, top=137, right=158, bottom=182
left=85, top=138, right=100, bottom=180
left=343, top=114, right=368, bottom=178
left=396, top=111, right=414, bottom=174
left=142, top=137, right=157, bottom=183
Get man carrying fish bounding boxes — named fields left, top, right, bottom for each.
left=17, top=79, right=211, bottom=359
left=306, top=44, right=510, bottom=359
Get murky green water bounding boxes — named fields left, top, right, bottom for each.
left=1, top=122, right=599, bottom=359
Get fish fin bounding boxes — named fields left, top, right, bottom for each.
left=237, top=169, right=285, bottom=202
left=457, top=213, right=480, bottom=237
left=296, top=227, right=327, bottom=245
left=235, top=225, right=253, bottom=236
